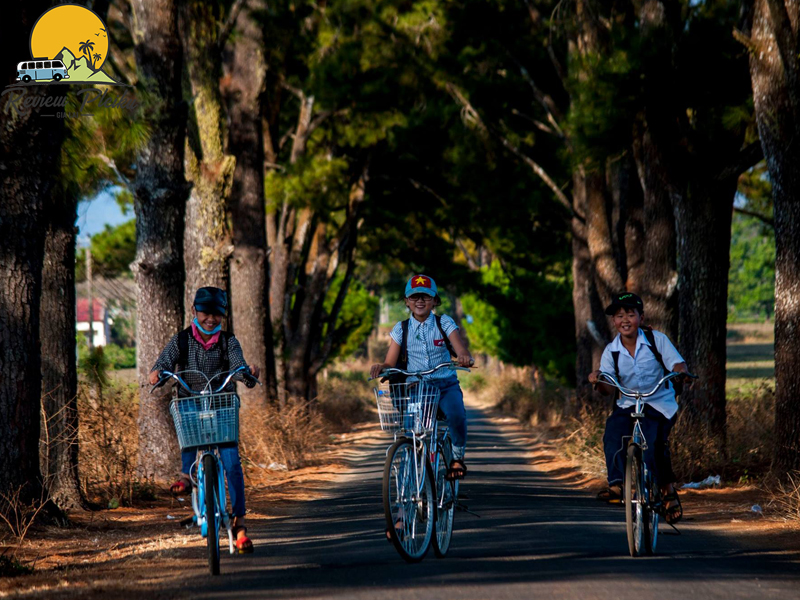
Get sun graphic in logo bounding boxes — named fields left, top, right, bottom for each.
left=20, top=4, right=120, bottom=85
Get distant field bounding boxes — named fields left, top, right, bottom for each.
left=727, top=322, right=774, bottom=393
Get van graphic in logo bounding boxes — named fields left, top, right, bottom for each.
left=12, top=4, right=122, bottom=87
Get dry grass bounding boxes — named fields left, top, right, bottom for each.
left=766, top=471, right=800, bottom=520
left=239, top=367, right=373, bottom=475
left=77, top=381, right=154, bottom=507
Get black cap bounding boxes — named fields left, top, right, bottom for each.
left=605, top=292, right=644, bottom=315
left=193, top=287, right=227, bottom=316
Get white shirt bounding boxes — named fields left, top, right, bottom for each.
left=599, top=328, right=685, bottom=419
left=389, top=312, right=459, bottom=380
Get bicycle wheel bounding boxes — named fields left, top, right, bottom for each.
left=432, top=441, right=456, bottom=558
left=383, top=438, right=434, bottom=563
left=624, top=443, right=650, bottom=557
left=203, top=454, right=221, bottom=575
left=647, top=470, right=659, bottom=555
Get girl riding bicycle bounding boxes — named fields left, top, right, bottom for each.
left=369, top=275, right=473, bottom=480
left=588, top=292, right=688, bottom=524
left=149, top=286, right=260, bottom=553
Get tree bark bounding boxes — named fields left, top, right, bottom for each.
left=632, top=123, right=678, bottom=338
left=571, top=169, right=609, bottom=400
left=131, top=0, right=188, bottom=481
left=0, top=1, right=65, bottom=504
left=749, top=0, right=800, bottom=473
left=225, top=0, right=277, bottom=406
left=180, top=0, right=236, bottom=319
left=40, top=189, right=85, bottom=510
left=672, top=180, right=738, bottom=457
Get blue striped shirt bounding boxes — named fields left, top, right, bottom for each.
left=389, top=313, right=459, bottom=380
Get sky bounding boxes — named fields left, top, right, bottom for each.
left=76, top=188, right=130, bottom=246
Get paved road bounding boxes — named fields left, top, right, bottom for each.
left=166, top=401, right=800, bottom=599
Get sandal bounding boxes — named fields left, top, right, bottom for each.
left=663, top=491, right=683, bottom=524
left=232, top=526, right=254, bottom=554
left=169, top=477, right=192, bottom=496
left=596, top=487, right=622, bottom=504
left=446, top=460, right=467, bottom=481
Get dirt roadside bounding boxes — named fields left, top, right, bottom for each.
left=0, top=423, right=377, bottom=599
left=466, top=390, right=800, bottom=558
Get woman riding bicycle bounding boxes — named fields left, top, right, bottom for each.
left=588, top=292, right=688, bottom=524
left=148, top=286, right=260, bottom=553
left=369, top=275, right=473, bottom=480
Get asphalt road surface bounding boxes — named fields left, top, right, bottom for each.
left=164, top=400, right=800, bottom=599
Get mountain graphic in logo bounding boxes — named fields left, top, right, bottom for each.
left=11, top=4, right=123, bottom=87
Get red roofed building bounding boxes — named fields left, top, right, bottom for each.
left=76, top=298, right=111, bottom=347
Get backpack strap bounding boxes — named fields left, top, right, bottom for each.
left=642, top=326, right=671, bottom=389
left=611, top=350, right=620, bottom=400
left=398, top=319, right=410, bottom=370
left=434, top=314, right=458, bottom=358
left=219, top=331, right=232, bottom=373
left=177, top=327, right=192, bottom=371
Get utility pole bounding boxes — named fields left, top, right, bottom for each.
left=86, top=243, right=93, bottom=350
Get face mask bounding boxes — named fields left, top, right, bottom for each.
left=193, top=317, right=221, bottom=335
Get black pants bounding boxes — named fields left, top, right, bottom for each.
left=603, top=404, right=676, bottom=488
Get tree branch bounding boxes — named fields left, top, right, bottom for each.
left=445, top=83, right=575, bottom=216
left=734, top=206, right=774, bottom=227
left=218, top=0, right=247, bottom=49
left=717, top=141, right=764, bottom=181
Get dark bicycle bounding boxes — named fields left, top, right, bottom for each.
left=597, top=370, right=697, bottom=557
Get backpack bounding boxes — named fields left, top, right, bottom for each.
left=176, top=327, right=233, bottom=373
left=611, top=326, right=683, bottom=398
left=387, top=315, right=457, bottom=384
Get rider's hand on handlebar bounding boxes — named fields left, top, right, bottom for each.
left=369, top=363, right=387, bottom=380
left=149, top=370, right=161, bottom=386
left=456, top=354, right=473, bottom=368
left=248, top=364, right=260, bottom=380
left=587, top=370, right=600, bottom=384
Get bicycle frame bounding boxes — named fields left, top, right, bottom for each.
left=188, top=447, right=235, bottom=554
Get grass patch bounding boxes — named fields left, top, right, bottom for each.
left=0, top=554, right=32, bottom=577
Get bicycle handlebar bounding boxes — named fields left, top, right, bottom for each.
left=369, top=360, right=474, bottom=381
left=597, top=370, right=698, bottom=399
left=150, top=365, right=261, bottom=395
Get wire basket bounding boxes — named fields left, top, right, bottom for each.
left=374, top=380, right=441, bottom=435
left=169, top=393, right=240, bottom=450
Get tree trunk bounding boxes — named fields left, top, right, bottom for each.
left=180, top=0, right=236, bottom=319
left=225, top=0, right=277, bottom=407
left=673, top=180, right=738, bottom=459
left=749, top=0, right=800, bottom=473
left=131, top=0, right=188, bottom=481
left=40, top=189, right=85, bottom=510
left=571, top=168, right=609, bottom=400
left=632, top=124, right=678, bottom=338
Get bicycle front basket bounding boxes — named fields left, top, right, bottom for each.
left=374, top=380, right=440, bottom=435
left=169, top=393, right=240, bottom=450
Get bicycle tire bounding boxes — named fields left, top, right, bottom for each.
left=383, top=438, right=434, bottom=563
left=432, top=441, right=456, bottom=558
left=203, top=454, right=221, bottom=575
left=624, top=443, right=650, bottom=557
left=647, top=470, right=659, bottom=555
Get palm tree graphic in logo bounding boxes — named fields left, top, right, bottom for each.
left=13, top=4, right=123, bottom=85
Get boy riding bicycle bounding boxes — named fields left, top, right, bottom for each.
left=588, top=292, right=688, bottom=524
left=369, top=275, right=473, bottom=479
left=149, top=286, right=260, bottom=552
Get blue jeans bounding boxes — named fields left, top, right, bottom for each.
left=428, top=376, right=467, bottom=461
left=603, top=404, right=676, bottom=488
left=182, top=445, right=246, bottom=517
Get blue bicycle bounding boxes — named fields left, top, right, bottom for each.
left=151, top=365, right=260, bottom=575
